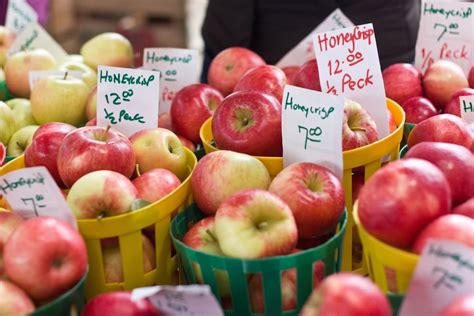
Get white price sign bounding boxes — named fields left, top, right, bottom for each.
left=29, top=70, right=82, bottom=90
left=142, top=48, right=200, bottom=113
left=5, top=0, right=38, bottom=36
left=460, top=96, right=474, bottom=124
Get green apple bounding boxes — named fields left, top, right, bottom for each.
left=85, top=86, right=97, bottom=120
left=62, top=54, right=84, bottom=63
left=30, top=75, right=89, bottom=127
left=6, top=98, right=37, bottom=131
left=4, top=49, right=56, bottom=98
left=0, top=27, right=15, bottom=68
left=0, top=101, right=15, bottom=145
left=80, top=32, right=134, bottom=70
left=7, top=125, right=39, bottom=157
left=58, top=61, right=97, bottom=89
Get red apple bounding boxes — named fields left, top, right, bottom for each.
left=293, top=59, right=321, bottom=91
left=212, top=91, right=282, bottom=156
left=82, top=291, right=159, bottom=316
left=387, top=110, right=397, bottom=133
left=453, top=198, right=474, bottom=219
left=382, top=63, right=423, bottom=104
left=405, top=142, right=474, bottom=205
left=412, top=214, right=474, bottom=254
left=351, top=172, right=365, bottom=202
left=233, top=65, right=287, bottom=101
left=4, top=217, right=87, bottom=302
left=132, top=169, right=181, bottom=203
left=0, top=280, right=35, bottom=315
left=407, top=114, right=473, bottom=149
left=170, top=83, right=223, bottom=143
left=444, top=88, right=474, bottom=117
left=297, top=234, right=331, bottom=250
left=423, top=60, right=469, bottom=110
left=177, top=135, right=196, bottom=152
left=343, top=99, right=378, bottom=151
left=57, top=126, right=136, bottom=187
left=281, top=66, right=299, bottom=85
left=440, top=294, right=474, bottom=316
left=300, top=273, right=391, bottom=316
left=358, top=158, right=451, bottom=248
left=401, top=96, right=438, bottom=124
left=469, top=67, right=474, bottom=88
left=0, top=143, right=5, bottom=165
left=86, top=118, right=97, bottom=126
left=208, top=47, right=266, bottom=96
left=157, top=112, right=174, bottom=132
left=0, top=211, right=23, bottom=276
left=24, top=122, right=76, bottom=187
left=269, top=162, right=344, bottom=239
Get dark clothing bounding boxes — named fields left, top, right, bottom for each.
left=202, top=0, right=421, bottom=70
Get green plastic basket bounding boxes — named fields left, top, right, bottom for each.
left=0, top=79, right=14, bottom=102
left=399, top=145, right=408, bottom=158
left=31, top=270, right=88, bottom=316
left=171, top=203, right=347, bottom=316
left=387, top=293, right=404, bottom=316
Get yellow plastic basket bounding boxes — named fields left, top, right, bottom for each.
left=200, top=99, right=405, bottom=273
left=353, top=203, right=419, bottom=294
left=0, top=149, right=197, bottom=299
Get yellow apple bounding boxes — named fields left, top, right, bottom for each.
left=58, top=60, right=97, bottom=90
left=0, top=101, right=15, bottom=145
left=80, top=32, right=134, bottom=70
left=0, top=27, right=15, bottom=68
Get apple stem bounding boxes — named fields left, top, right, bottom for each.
left=100, top=125, right=111, bottom=142
left=206, top=229, right=218, bottom=242
left=135, top=164, right=141, bottom=177
left=97, top=213, right=105, bottom=220
left=351, top=126, right=367, bottom=132
left=63, top=71, right=68, bottom=80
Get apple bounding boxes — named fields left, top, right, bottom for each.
left=4, top=217, right=87, bottom=302
left=407, top=114, right=473, bottom=149
left=401, top=96, right=437, bottom=124
left=57, top=126, right=135, bottom=187
left=0, top=101, right=15, bottom=145
left=440, top=294, right=474, bottom=316
left=80, top=32, right=134, bottom=70
left=215, top=189, right=297, bottom=258
left=86, top=118, right=97, bottom=126
left=0, top=211, right=23, bottom=276
left=4, top=48, right=56, bottom=98
left=170, top=83, right=223, bottom=143
left=233, top=65, right=287, bottom=101
left=212, top=91, right=282, bottom=156
left=0, top=280, right=35, bottom=315
left=269, top=162, right=344, bottom=239
left=423, top=60, right=469, bottom=110
left=293, top=59, right=321, bottom=91
left=453, top=198, right=474, bottom=219
left=297, top=234, right=332, bottom=250
left=63, top=54, right=84, bottom=63
left=0, top=143, right=5, bottom=165
left=58, top=60, right=97, bottom=89
left=405, top=142, right=474, bottom=205
left=0, top=26, right=15, bottom=68
left=281, top=66, right=299, bottom=85
left=6, top=98, right=37, bottom=131
left=24, top=122, right=76, bottom=187
left=444, top=88, right=474, bottom=117
left=67, top=170, right=138, bottom=219
left=469, top=67, right=474, bottom=88
left=102, top=234, right=155, bottom=283
left=208, top=47, right=266, bottom=96
left=358, top=158, right=451, bottom=248
left=130, top=128, right=187, bottom=180
left=158, top=112, right=174, bottom=132
left=412, top=214, right=474, bottom=254
left=7, top=125, right=39, bottom=157
left=82, top=291, right=159, bottom=316
left=191, top=150, right=271, bottom=214
left=343, top=98, right=378, bottom=151
left=31, top=74, right=89, bottom=127
left=382, top=63, right=423, bottom=104
left=300, top=273, right=391, bottom=316
left=85, top=86, right=97, bottom=121
left=388, top=110, right=397, bottom=133
left=132, top=169, right=181, bottom=203
left=177, top=135, right=195, bottom=152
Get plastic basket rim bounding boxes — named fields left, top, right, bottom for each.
left=170, top=203, right=348, bottom=264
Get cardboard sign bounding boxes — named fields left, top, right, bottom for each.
left=29, top=70, right=82, bottom=89
left=399, top=240, right=474, bottom=316
left=313, top=23, right=389, bottom=139
left=282, top=85, right=344, bottom=180
left=142, top=48, right=200, bottom=113
left=0, top=167, right=77, bottom=229
left=415, top=1, right=474, bottom=75
left=131, top=285, right=224, bottom=316
left=96, top=66, right=160, bottom=137
left=5, top=0, right=38, bottom=35
left=277, top=9, right=354, bottom=68
left=460, top=96, right=474, bottom=124
left=8, top=22, right=68, bottom=62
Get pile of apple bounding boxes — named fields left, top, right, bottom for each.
left=0, top=213, right=87, bottom=315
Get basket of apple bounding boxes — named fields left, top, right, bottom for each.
left=0, top=212, right=88, bottom=315
left=170, top=149, right=347, bottom=315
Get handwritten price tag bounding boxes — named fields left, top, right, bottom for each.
left=282, top=85, right=344, bottom=180
left=399, top=240, right=474, bottom=316
left=97, top=66, right=159, bottom=137
left=29, top=71, right=82, bottom=90
left=415, top=1, right=474, bottom=75
left=131, top=285, right=224, bottom=316
left=277, top=9, right=354, bottom=68
left=460, top=96, right=474, bottom=124
left=5, top=0, right=38, bottom=36
left=8, top=22, right=68, bottom=62
left=0, top=167, right=77, bottom=229
left=313, top=23, right=389, bottom=139
left=142, top=48, right=200, bottom=113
